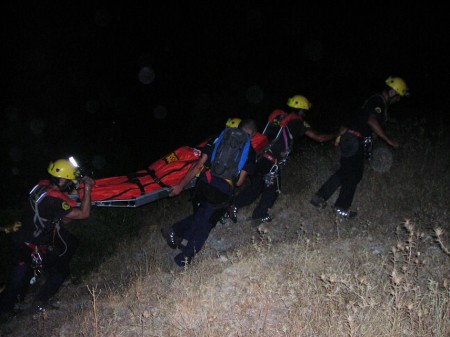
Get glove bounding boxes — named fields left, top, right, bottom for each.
left=81, top=176, right=96, bottom=193
left=3, top=221, right=22, bottom=234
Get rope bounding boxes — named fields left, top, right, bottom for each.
left=54, top=223, right=68, bottom=257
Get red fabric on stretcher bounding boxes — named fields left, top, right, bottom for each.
left=37, top=137, right=265, bottom=203
left=75, top=146, right=201, bottom=201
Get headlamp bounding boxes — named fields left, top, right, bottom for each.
left=68, top=156, right=79, bottom=168
left=68, top=156, right=87, bottom=179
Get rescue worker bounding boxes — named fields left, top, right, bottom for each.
left=310, top=76, right=409, bottom=218
left=228, top=95, right=337, bottom=223
left=190, top=117, right=243, bottom=212
left=0, top=158, right=95, bottom=315
left=162, top=119, right=257, bottom=267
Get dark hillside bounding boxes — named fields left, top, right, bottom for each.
left=1, top=118, right=449, bottom=336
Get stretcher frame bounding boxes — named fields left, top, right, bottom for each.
left=71, top=178, right=197, bottom=208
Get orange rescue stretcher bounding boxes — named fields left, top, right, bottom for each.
left=33, top=146, right=201, bottom=208
left=40, top=133, right=269, bottom=208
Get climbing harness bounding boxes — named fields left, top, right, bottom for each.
left=29, top=245, right=44, bottom=285
left=29, top=184, right=69, bottom=257
left=363, top=136, right=373, bottom=160
left=264, top=164, right=281, bottom=193
left=259, top=110, right=302, bottom=165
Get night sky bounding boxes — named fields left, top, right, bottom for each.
left=2, top=3, right=448, bottom=209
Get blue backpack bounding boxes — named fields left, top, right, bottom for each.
left=210, top=127, right=251, bottom=181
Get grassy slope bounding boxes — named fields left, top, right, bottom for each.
left=1, top=120, right=449, bottom=337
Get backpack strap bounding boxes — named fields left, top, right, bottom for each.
left=210, top=129, right=225, bottom=163
left=237, top=134, right=251, bottom=173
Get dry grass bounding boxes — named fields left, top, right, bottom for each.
left=1, top=119, right=449, bottom=337
left=22, top=221, right=447, bottom=337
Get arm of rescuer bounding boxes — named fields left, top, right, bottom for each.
left=304, top=129, right=339, bottom=143
left=235, top=170, right=248, bottom=187
left=367, top=114, right=399, bottom=148
left=169, top=153, right=209, bottom=197
left=234, top=144, right=256, bottom=187
left=63, top=176, right=96, bottom=223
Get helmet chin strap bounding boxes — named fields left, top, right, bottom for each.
left=294, top=109, right=305, bottom=116
left=49, top=175, right=74, bottom=192
left=58, top=179, right=74, bottom=192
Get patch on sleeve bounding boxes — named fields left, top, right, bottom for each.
left=61, top=201, right=71, bottom=211
left=303, top=121, right=311, bottom=128
left=375, top=107, right=382, bottom=114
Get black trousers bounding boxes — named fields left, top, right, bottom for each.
left=0, top=227, right=79, bottom=312
left=35, top=228, right=79, bottom=302
left=234, top=158, right=280, bottom=219
left=172, top=175, right=232, bottom=266
left=315, top=150, right=364, bottom=210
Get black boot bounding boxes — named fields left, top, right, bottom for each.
left=228, top=205, right=238, bottom=223
left=333, top=207, right=357, bottom=219
left=160, top=228, right=182, bottom=249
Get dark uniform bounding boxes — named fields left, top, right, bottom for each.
left=171, top=137, right=255, bottom=266
left=233, top=114, right=311, bottom=220
left=0, top=187, right=79, bottom=313
left=314, top=94, right=388, bottom=211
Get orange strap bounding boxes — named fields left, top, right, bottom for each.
left=44, top=187, right=77, bottom=207
left=346, top=129, right=363, bottom=138
left=263, top=152, right=277, bottom=164
left=280, top=113, right=302, bottom=127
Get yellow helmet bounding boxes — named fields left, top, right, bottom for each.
left=225, top=117, right=242, bottom=128
left=286, top=95, right=311, bottom=110
left=48, top=159, right=79, bottom=180
left=385, top=76, right=409, bottom=97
